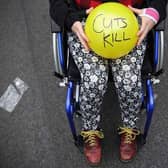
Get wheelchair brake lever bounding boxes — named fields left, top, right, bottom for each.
left=151, top=78, right=160, bottom=85
left=59, top=77, right=68, bottom=87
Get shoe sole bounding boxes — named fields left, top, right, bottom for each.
left=120, top=157, right=134, bottom=163
left=87, top=162, right=101, bottom=167
left=86, top=159, right=101, bottom=167
left=88, top=162, right=101, bottom=167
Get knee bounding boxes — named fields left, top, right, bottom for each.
left=115, top=71, right=142, bottom=92
left=81, top=70, right=108, bottom=91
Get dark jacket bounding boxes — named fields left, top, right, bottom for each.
left=49, top=0, right=167, bottom=30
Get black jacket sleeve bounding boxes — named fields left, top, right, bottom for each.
left=49, top=0, right=85, bottom=30
left=49, top=0, right=68, bottom=28
left=49, top=0, right=167, bottom=30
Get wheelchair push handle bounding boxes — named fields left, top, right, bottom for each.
left=51, top=19, right=61, bottom=33
left=155, top=20, right=165, bottom=31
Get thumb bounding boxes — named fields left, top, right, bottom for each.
left=128, top=5, right=142, bottom=15
left=86, top=7, right=94, bottom=15
left=80, top=29, right=89, bottom=42
left=137, top=19, right=147, bottom=36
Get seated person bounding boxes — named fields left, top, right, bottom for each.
left=49, top=0, right=167, bottom=165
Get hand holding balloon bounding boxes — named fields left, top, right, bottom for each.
left=128, top=6, right=157, bottom=46
left=71, top=21, right=90, bottom=51
left=71, top=7, right=94, bottom=51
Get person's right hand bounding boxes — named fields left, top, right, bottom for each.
left=86, top=7, right=94, bottom=15
left=71, top=21, right=89, bottom=51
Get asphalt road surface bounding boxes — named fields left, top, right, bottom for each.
left=0, top=0, right=168, bottom=168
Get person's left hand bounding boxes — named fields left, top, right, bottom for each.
left=128, top=5, right=156, bottom=46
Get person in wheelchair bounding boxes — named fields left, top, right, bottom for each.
left=49, top=0, right=167, bottom=165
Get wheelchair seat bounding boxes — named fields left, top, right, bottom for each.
left=50, top=17, right=165, bottom=144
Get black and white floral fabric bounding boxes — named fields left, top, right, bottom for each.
left=67, top=27, right=146, bottom=130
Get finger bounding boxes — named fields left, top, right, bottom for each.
left=80, top=31, right=89, bottom=43
left=77, top=24, right=89, bottom=42
left=137, top=27, right=148, bottom=45
left=137, top=34, right=145, bottom=46
left=137, top=19, right=147, bottom=36
left=86, top=7, right=94, bottom=15
left=137, top=26, right=145, bottom=37
left=76, top=32, right=89, bottom=51
left=128, top=5, right=142, bottom=15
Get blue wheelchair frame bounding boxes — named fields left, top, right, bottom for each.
left=51, top=19, right=165, bottom=144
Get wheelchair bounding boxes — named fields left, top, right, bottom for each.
left=50, top=17, right=165, bottom=146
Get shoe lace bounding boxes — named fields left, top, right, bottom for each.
left=118, top=127, right=140, bottom=144
left=80, top=130, right=104, bottom=147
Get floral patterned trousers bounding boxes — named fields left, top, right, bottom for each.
left=68, top=32, right=147, bottom=130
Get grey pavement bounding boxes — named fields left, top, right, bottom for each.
left=0, top=0, right=168, bottom=168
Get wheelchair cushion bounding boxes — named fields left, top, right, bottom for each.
left=141, top=32, right=154, bottom=77
left=68, top=55, right=81, bottom=81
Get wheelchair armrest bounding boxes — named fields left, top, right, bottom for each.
left=154, top=20, right=166, bottom=31
left=50, top=18, right=68, bottom=78
left=151, top=19, right=166, bottom=74
left=154, top=30, right=164, bottom=74
left=51, top=19, right=61, bottom=33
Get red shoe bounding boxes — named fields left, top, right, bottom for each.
left=80, top=130, right=104, bottom=166
left=118, top=127, right=140, bottom=162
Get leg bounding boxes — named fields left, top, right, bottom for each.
left=111, top=40, right=147, bottom=162
left=67, top=32, right=108, bottom=165
left=111, top=41, right=147, bottom=129
left=68, top=32, right=109, bottom=131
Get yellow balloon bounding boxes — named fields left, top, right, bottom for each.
left=85, top=2, right=139, bottom=59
